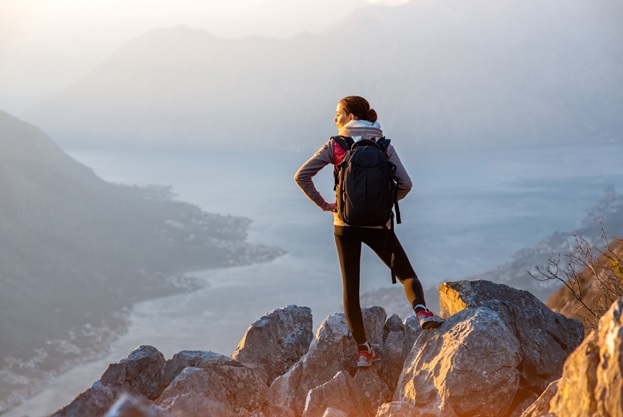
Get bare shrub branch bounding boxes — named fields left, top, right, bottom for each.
left=530, top=222, right=623, bottom=332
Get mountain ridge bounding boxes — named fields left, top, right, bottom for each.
left=0, top=109, right=283, bottom=412
left=25, top=0, right=623, bottom=151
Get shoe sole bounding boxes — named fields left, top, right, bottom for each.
left=357, top=358, right=380, bottom=367
left=357, top=357, right=381, bottom=368
left=420, top=319, right=444, bottom=330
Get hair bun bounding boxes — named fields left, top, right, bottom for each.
left=366, top=108, right=378, bottom=123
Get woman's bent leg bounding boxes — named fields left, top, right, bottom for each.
left=401, top=278, right=426, bottom=309
left=364, top=229, right=427, bottom=308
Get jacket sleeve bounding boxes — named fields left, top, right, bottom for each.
left=294, top=140, right=335, bottom=210
left=386, top=144, right=413, bottom=201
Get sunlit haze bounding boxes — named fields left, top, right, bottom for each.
left=0, top=0, right=401, bottom=113
left=1, top=0, right=622, bottom=415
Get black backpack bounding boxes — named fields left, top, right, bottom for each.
left=333, top=136, right=401, bottom=227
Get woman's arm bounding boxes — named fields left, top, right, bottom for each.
left=294, top=140, right=336, bottom=211
left=386, top=144, right=413, bottom=201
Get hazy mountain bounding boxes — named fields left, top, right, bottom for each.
left=0, top=110, right=282, bottom=408
left=26, top=0, right=622, bottom=151
left=363, top=186, right=623, bottom=319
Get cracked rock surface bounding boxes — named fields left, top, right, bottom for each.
left=439, top=280, right=584, bottom=394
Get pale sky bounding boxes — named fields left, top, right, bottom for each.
left=0, top=0, right=408, bottom=114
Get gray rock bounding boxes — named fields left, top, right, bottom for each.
left=156, top=366, right=229, bottom=407
left=395, top=307, right=522, bottom=417
left=52, top=381, right=118, bottom=417
left=201, top=360, right=269, bottom=417
left=353, top=366, right=392, bottom=414
left=439, top=280, right=584, bottom=394
left=378, top=314, right=407, bottom=393
left=525, top=296, right=623, bottom=417
left=162, top=350, right=234, bottom=385
left=159, top=352, right=268, bottom=416
left=232, top=305, right=313, bottom=384
left=52, top=345, right=167, bottom=417
left=403, top=315, right=422, bottom=352
left=162, top=392, right=234, bottom=417
left=100, top=345, right=167, bottom=400
left=267, top=307, right=387, bottom=417
left=302, top=371, right=369, bottom=417
left=361, top=306, right=388, bottom=347
left=104, top=393, right=169, bottom=417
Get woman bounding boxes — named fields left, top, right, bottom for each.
left=294, top=96, right=444, bottom=367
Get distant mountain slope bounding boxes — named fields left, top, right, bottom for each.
left=26, top=0, right=623, bottom=151
left=0, top=110, right=282, bottom=409
left=362, top=187, right=623, bottom=318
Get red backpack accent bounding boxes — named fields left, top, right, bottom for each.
left=333, top=139, right=348, bottom=169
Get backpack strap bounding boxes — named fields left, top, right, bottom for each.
left=375, top=137, right=402, bottom=225
left=332, top=136, right=354, bottom=190
left=332, top=135, right=354, bottom=152
left=376, top=137, right=391, bottom=151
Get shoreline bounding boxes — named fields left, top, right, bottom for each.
left=0, top=309, right=130, bottom=415
left=0, top=256, right=284, bottom=417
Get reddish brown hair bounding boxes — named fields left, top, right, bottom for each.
left=339, top=96, right=378, bottom=123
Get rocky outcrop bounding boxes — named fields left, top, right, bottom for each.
left=439, top=280, right=585, bottom=395
left=100, top=345, right=167, bottom=400
left=50, top=280, right=592, bottom=417
left=521, top=296, right=623, bottom=417
left=232, top=305, right=313, bottom=384
left=52, top=345, right=167, bottom=417
left=157, top=366, right=232, bottom=416
left=267, top=306, right=387, bottom=417
left=302, top=370, right=370, bottom=417
left=395, top=307, right=522, bottom=417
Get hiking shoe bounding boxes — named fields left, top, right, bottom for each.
left=416, top=307, right=445, bottom=329
left=357, top=343, right=380, bottom=367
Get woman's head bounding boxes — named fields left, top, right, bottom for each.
left=335, top=96, right=377, bottom=130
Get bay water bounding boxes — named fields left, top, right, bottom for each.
left=5, top=141, right=623, bottom=417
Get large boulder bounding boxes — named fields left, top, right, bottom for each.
left=158, top=350, right=268, bottom=417
left=302, top=371, right=370, bottom=417
left=439, top=280, right=584, bottom=394
left=378, top=314, right=416, bottom=393
left=395, top=307, right=522, bottom=417
left=100, top=345, right=167, bottom=400
left=353, top=366, right=392, bottom=414
left=521, top=296, right=623, bottom=417
left=232, top=305, right=314, bottom=384
left=156, top=366, right=233, bottom=417
left=52, top=345, right=166, bottom=417
left=402, top=315, right=422, bottom=352
left=161, top=394, right=234, bottom=417
left=267, top=307, right=387, bottom=417
left=52, top=381, right=118, bottom=417
left=162, top=350, right=234, bottom=385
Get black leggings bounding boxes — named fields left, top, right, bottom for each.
left=334, top=225, right=426, bottom=345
